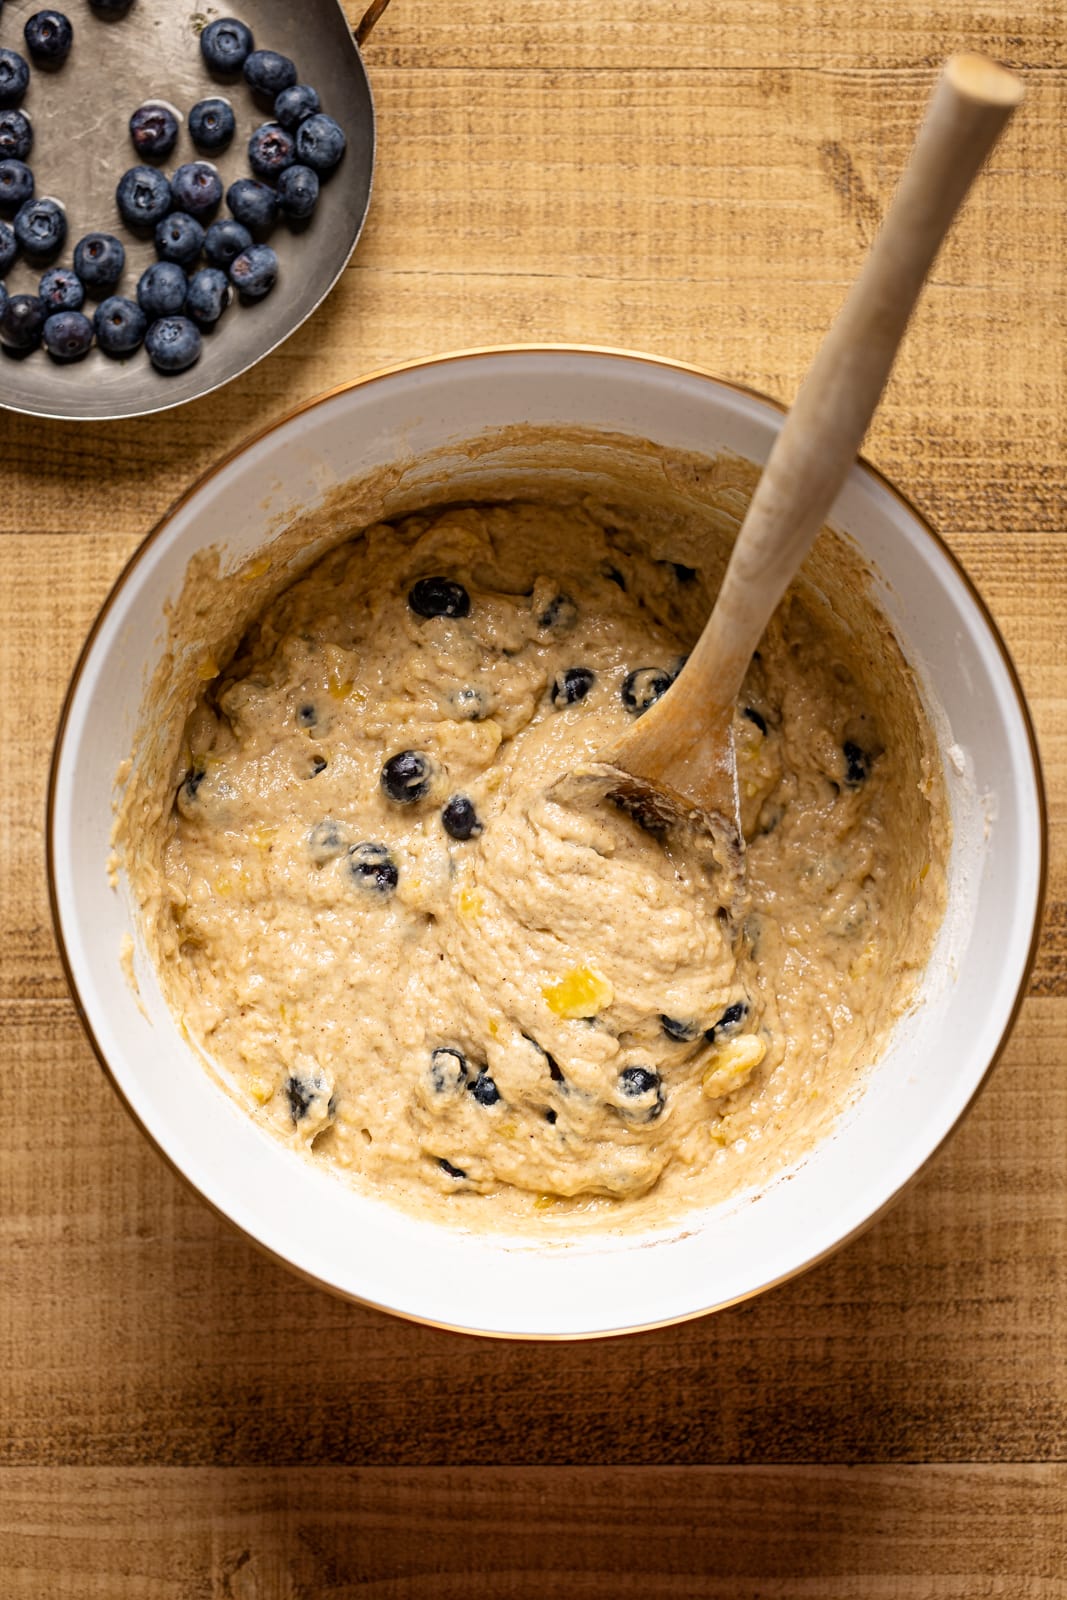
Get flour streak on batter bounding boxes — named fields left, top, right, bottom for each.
left=148, top=499, right=946, bottom=1227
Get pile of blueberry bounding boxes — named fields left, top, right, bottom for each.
left=0, top=6, right=346, bottom=374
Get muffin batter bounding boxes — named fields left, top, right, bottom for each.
left=139, top=495, right=946, bottom=1226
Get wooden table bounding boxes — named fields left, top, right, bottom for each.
left=3, top=3, right=1064, bottom=1594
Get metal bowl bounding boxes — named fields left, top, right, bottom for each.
left=0, top=0, right=387, bottom=421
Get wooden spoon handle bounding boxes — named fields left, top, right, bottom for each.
left=678, top=53, right=1023, bottom=717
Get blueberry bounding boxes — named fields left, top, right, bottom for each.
left=284, top=1069, right=335, bottom=1126
left=660, top=1015, right=700, bottom=1043
left=346, top=841, right=399, bottom=895
left=408, top=576, right=470, bottom=619
left=88, top=0, right=134, bottom=13
left=93, top=294, right=146, bottom=356
left=276, top=163, right=318, bottom=221
left=441, top=794, right=482, bottom=841
left=843, top=741, right=871, bottom=786
left=0, top=109, right=33, bottom=161
left=274, top=82, right=320, bottom=129
left=243, top=48, right=297, bottom=101
left=229, top=241, right=277, bottom=299
left=42, top=308, right=92, bottom=360
left=185, top=265, right=230, bottom=328
left=438, top=1157, right=467, bottom=1180
left=137, top=260, right=187, bottom=319
left=429, top=1046, right=467, bottom=1095
left=618, top=1065, right=665, bottom=1122
left=116, top=165, right=172, bottom=230
left=204, top=217, right=252, bottom=270
left=0, top=283, right=6, bottom=322
left=545, top=1108, right=558, bottom=1125
left=0, top=291, right=44, bottom=349
left=248, top=121, right=295, bottom=180
left=621, top=667, right=672, bottom=715
left=743, top=706, right=768, bottom=736
left=706, top=1001, right=748, bottom=1043
left=0, top=218, right=14, bottom=274
left=73, top=231, right=125, bottom=290
left=154, top=211, right=204, bottom=266
left=199, top=17, right=254, bottom=75
left=0, top=159, right=33, bottom=213
left=226, top=177, right=277, bottom=233
left=129, top=102, right=178, bottom=159
left=144, top=314, right=201, bottom=373
left=620, top=1066, right=659, bottom=1096
left=449, top=685, right=487, bottom=721
left=525, top=1035, right=565, bottom=1084
left=13, top=197, right=66, bottom=261
left=189, top=97, right=235, bottom=152
left=307, top=819, right=347, bottom=864
left=551, top=666, right=595, bottom=708
left=0, top=50, right=29, bottom=108
left=295, top=112, right=346, bottom=173
left=469, top=1070, right=500, bottom=1108
left=39, top=265, right=83, bottom=311
left=381, top=750, right=432, bottom=804
left=171, top=161, right=222, bottom=218
left=296, top=702, right=318, bottom=728
left=538, top=592, right=578, bottom=631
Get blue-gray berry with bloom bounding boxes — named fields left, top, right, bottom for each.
left=39, top=264, right=84, bottom=311
left=93, top=294, right=145, bottom=355
left=226, top=176, right=277, bottom=234
left=14, top=196, right=66, bottom=260
left=0, top=50, right=30, bottom=108
left=243, top=48, right=297, bottom=101
left=155, top=210, right=205, bottom=266
left=129, top=102, right=179, bottom=160
left=200, top=17, right=254, bottom=75
left=185, top=265, right=230, bottom=327
left=0, top=290, right=45, bottom=348
left=274, top=83, right=319, bottom=129
left=42, top=308, right=93, bottom=360
left=229, top=241, right=277, bottom=300
left=277, top=163, right=318, bottom=220
left=24, top=10, right=74, bottom=65
left=0, top=109, right=33, bottom=161
left=0, top=157, right=33, bottom=212
left=73, top=231, right=125, bottom=290
left=145, top=313, right=201, bottom=372
left=203, top=217, right=251, bottom=269
left=116, top=165, right=172, bottom=230
left=248, top=121, right=294, bottom=180
left=295, top=112, right=346, bottom=173
left=189, top=97, right=235, bottom=152
left=137, top=259, right=187, bottom=319
left=171, top=161, right=222, bottom=218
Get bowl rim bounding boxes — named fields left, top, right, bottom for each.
left=45, top=343, right=1050, bottom=1338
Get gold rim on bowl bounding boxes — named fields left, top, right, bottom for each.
left=45, top=344, right=1050, bottom=1340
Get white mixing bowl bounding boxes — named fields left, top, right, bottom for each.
left=47, top=347, right=1046, bottom=1338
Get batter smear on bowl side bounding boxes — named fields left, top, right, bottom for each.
left=136, top=496, right=947, bottom=1227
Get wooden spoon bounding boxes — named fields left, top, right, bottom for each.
left=590, top=53, right=1022, bottom=891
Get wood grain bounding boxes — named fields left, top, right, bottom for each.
left=2, top=1466, right=1064, bottom=1599
left=2, top=0, right=1064, bottom=1589
left=1, top=994, right=1063, bottom=1467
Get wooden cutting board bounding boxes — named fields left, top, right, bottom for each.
left=1, top=2, right=1064, bottom=1593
